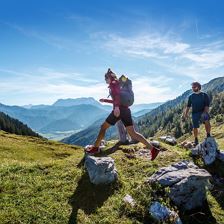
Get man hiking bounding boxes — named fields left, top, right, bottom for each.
left=182, top=81, right=211, bottom=146
left=85, top=68, right=160, bottom=161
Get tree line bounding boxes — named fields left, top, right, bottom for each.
left=0, top=112, right=41, bottom=137
left=138, top=92, right=224, bottom=138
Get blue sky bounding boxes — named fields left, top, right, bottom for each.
left=0, top=0, right=224, bottom=106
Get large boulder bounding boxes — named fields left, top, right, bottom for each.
left=148, top=160, right=212, bottom=210
left=191, top=137, right=218, bottom=165
left=84, top=156, right=118, bottom=185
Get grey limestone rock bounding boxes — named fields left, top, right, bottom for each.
left=85, top=156, right=118, bottom=185
left=148, top=160, right=212, bottom=210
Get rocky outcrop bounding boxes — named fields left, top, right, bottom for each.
left=159, top=136, right=177, bottom=145
left=148, top=160, right=212, bottom=210
left=191, top=137, right=218, bottom=165
left=85, top=156, right=118, bottom=185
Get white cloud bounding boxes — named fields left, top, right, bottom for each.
left=96, top=31, right=224, bottom=78
left=0, top=67, right=178, bottom=105
left=100, top=33, right=190, bottom=59
left=182, top=50, right=224, bottom=69
left=132, top=76, right=177, bottom=104
left=0, top=68, right=106, bottom=104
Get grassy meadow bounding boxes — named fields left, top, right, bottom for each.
left=0, top=120, right=224, bottom=224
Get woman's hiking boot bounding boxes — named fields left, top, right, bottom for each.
left=151, top=146, right=160, bottom=161
left=85, top=145, right=101, bottom=155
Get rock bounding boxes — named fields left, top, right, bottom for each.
left=193, top=137, right=218, bottom=165
left=159, top=136, right=177, bottom=146
left=180, top=141, right=194, bottom=149
left=180, top=141, right=187, bottom=147
left=166, top=137, right=177, bottom=146
left=151, top=140, right=160, bottom=148
left=191, top=147, right=200, bottom=156
left=149, top=201, right=182, bottom=224
left=186, top=142, right=194, bottom=148
left=84, top=156, right=118, bottom=185
left=136, top=149, right=151, bottom=159
left=123, top=194, right=135, bottom=207
left=216, top=151, right=224, bottom=162
left=159, top=136, right=167, bottom=141
left=148, top=160, right=212, bottom=210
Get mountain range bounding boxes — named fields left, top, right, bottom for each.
left=0, top=98, right=161, bottom=140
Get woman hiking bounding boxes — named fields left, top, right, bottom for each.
left=85, top=68, right=160, bottom=161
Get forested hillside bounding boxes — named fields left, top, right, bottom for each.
left=137, top=77, right=224, bottom=138
left=0, top=112, right=40, bottom=137
left=138, top=92, right=224, bottom=138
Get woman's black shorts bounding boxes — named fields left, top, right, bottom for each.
left=106, top=107, right=133, bottom=127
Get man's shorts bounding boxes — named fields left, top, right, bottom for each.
left=192, top=112, right=210, bottom=128
left=106, top=107, right=133, bottom=127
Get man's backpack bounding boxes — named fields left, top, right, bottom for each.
left=119, top=75, right=134, bottom=107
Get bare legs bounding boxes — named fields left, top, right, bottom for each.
left=193, top=120, right=211, bottom=144
left=94, top=121, right=111, bottom=147
left=126, top=125, right=152, bottom=148
left=204, top=120, right=211, bottom=136
left=94, top=122, right=152, bottom=149
left=193, top=128, right=198, bottom=139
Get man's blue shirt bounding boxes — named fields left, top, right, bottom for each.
left=187, top=92, right=210, bottom=113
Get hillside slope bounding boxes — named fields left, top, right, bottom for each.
left=140, top=76, right=224, bottom=120
left=0, top=112, right=40, bottom=137
left=61, top=117, right=117, bottom=146
left=1, top=121, right=224, bottom=224
left=138, top=78, right=224, bottom=138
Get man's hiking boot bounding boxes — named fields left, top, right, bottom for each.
left=85, top=145, right=101, bottom=155
left=151, top=146, right=160, bottom=161
left=194, top=138, right=199, bottom=147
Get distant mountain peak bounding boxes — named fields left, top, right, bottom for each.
left=53, top=97, right=100, bottom=107
left=22, top=104, right=33, bottom=109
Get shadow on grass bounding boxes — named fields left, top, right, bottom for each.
left=192, top=157, right=224, bottom=210
left=206, top=160, right=224, bottom=210
left=68, top=172, right=120, bottom=224
left=179, top=199, right=217, bottom=224
left=99, top=141, right=123, bottom=157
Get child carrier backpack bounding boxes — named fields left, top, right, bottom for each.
left=119, top=75, right=134, bottom=107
